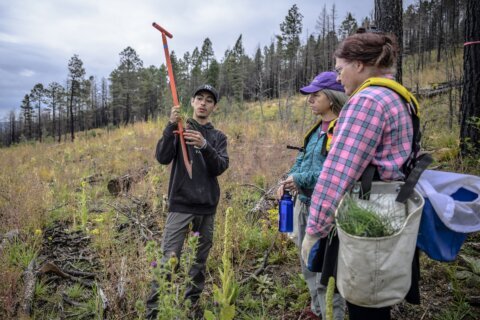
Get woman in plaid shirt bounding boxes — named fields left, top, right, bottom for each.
left=302, top=31, right=414, bottom=319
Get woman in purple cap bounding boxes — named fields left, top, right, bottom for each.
left=276, top=71, right=347, bottom=320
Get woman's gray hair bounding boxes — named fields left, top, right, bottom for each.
left=322, top=89, right=349, bottom=116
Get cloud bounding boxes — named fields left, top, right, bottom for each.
left=19, top=69, right=35, bottom=77
left=0, top=0, right=380, bottom=120
left=0, top=32, right=21, bottom=44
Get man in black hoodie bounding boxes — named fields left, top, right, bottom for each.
left=148, top=84, right=229, bottom=318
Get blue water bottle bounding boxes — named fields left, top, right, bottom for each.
left=279, top=190, right=294, bottom=232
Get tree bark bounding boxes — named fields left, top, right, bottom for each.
left=69, top=84, right=75, bottom=141
left=21, top=259, right=37, bottom=316
left=460, top=0, right=480, bottom=156
left=375, top=0, right=403, bottom=83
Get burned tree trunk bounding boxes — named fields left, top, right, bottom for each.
left=107, top=167, right=150, bottom=196
left=375, top=0, right=403, bottom=83
left=460, top=0, right=480, bottom=156
left=21, top=259, right=37, bottom=316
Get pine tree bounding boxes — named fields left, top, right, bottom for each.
left=205, top=59, right=219, bottom=89
left=279, top=4, right=304, bottom=92
left=200, top=38, right=218, bottom=87
left=30, top=83, right=46, bottom=142
left=8, top=111, right=17, bottom=146
left=100, top=77, right=109, bottom=126
left=252, top=47, right=266, bottom=120
left=231, top=35, right=247, bottom=103
left=301, top=35, right=318, bottom=85
left=20, top=94, right=33, bottom=140
left=67, top=54, right=85, bottom=141
left=200, top=38, right=214, bottom=70
left=190, top=47, right=203, bottom=91
left=139, top=65, right=167, bottom=121
left=339, top=13, right=358, bottom=40
left=46, top=82, right=65, bottom=142
left=167, top=51, right=189, bottom=106
left=116, top=47, right=144, bottom=125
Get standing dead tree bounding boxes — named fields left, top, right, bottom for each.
left=460, top=0, right=480, bottom=157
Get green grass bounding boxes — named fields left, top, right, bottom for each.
left=66, top=283, right=86, bottom=300
left=336, top=195, right=400, bottom=237
left=34, top=279, right=51, bottom=299
left=433, top=300, right=476, bottom=320
left=4, top=239, right=38, bottom=269
left=1, top=56, right=479, bottom=319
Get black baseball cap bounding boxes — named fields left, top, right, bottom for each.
left=192, top=84, right=219, bottom=104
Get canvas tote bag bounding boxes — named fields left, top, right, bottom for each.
left=335, top=181, right=424, bottom=308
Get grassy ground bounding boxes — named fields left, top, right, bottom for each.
left=1, top=65, right=479, bottom=319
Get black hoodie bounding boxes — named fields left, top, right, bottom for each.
left=155, top=120, right=229, bottom=215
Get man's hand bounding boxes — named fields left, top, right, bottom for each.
left=301, top=233, right=322, bottom=271
left=169, top=106, right=181, bottom=123
left=183, top=129, right=207, bottom=149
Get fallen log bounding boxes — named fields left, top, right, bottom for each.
left=38, top=261, right=94, bottom=288
left=467, top=296, right=480, bottom=306
left=21, top=258, right=37, bottom=316
left=247, top=182, right=282, bottom=222
left=117, top=257, right=127, bottom=310
left=107, top=167, right=150, bottom=196
left=410, top=80, right=463, bottom=99
left=84, top=173, right=104, bottom=185
left=98, top=286, right=109, bottom=315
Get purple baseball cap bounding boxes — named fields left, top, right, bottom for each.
left=299, top=71, right=344, bottom=94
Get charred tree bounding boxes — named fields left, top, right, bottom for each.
left=460, top=0, right=480, bottom=156
left=375, top=0, right=403, bottom=83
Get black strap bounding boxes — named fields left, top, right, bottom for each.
left=395, top=153, right=433, bottom=203
left=402, top=104, right=422, bottom=176
left=286, top=145, right=305, bottom=152
left=320, top=133, right=328, bottom=156
left=359, top=164, right=378, bottom=200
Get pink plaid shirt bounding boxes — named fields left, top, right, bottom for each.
left=307, top=85, right=414, bottom=237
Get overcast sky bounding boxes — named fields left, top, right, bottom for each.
left=0, top=0, right=385, bottom=120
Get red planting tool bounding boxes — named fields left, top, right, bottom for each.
left=152, top=22, right=193, bottom=179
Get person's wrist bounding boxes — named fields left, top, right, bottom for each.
left=201, top=138, right=207, bottom=149
left=194, top=138, right=207, bottom=149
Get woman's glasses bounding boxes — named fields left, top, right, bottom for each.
left=334, top=62, right=352, bottom=76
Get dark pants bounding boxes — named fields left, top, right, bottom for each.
left=146, top=212, right=215, bottom=319
left=346, top=301, right=391, bottom=320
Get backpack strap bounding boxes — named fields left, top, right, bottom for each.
left=354, top=77, right=429, bottom=203
left=303, top=119, right=322, bottom=150
left=320, top=118, right=338, bottom=157
left=351, top=77, right=420, bottom=116
left=353, top=78, right=422, bottom=176
left=396, top=153, right=433, bottom=203
left=359, top=164, right=380, bottom=200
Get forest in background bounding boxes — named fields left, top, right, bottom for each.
left=0, top=0, right=469, bottom=147
left=1, top=0, right=480, bottom=319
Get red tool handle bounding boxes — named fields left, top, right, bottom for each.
left=152, top=22, right=173, bottom=38
left=153, top=22, right=193, bottom=179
